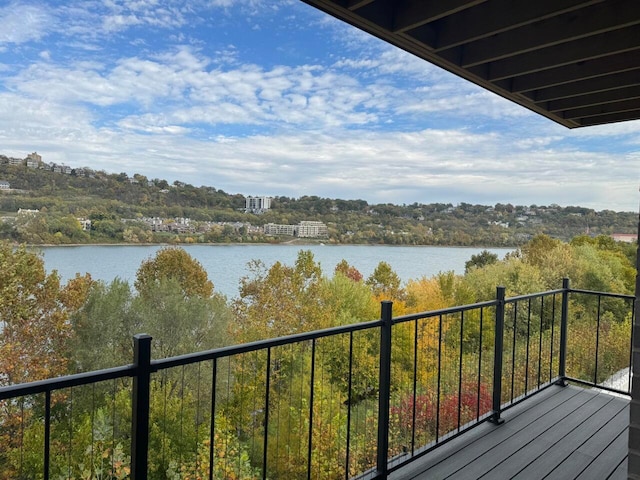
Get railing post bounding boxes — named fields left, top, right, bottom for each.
left=376, top=301, right=393, bottom=479
left=557, top=278, right=570, bottom=386
left=490, top=286, right=505, bottom=424
left=131, top=334, right=152, bottom=480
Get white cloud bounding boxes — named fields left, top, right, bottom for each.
left=93, top=128, right=632, bottom=211
left=0, top=3, right=55, bottom=44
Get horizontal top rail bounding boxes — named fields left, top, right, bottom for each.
left=504, top=288, right=565, bottom=304
left=152, top=318, right=383, bottom=371
left=0, top=364, right=135, bottom=400
left=568, top=288, right=635, bottom=300
left=393, top=299, right=498, bottom=325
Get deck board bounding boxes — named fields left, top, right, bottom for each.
left=512, top=396, right=627, bottom=479
left=477, top=393, right=616, bottom=479
left=390, top=385, right=629, bottom=480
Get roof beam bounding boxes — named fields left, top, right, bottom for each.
left=431, top=0, right=602, bottom=51
left=509, top=51, right=640, bottom=93
left=547, top=85, right=640, bottom=112
left=530, top=70, right=640, bottom=103
left=456, top=0, right=640, bottom=68
left=347, top=0, right=375, bottom=10
left=346, top=0, right=395, bottom=29
left=577, top=109, right=640, bottom=126
left=392, top=0, right=487, bottom=33
left=562, top=97, right=640, bottom=119
left=479, top=24, right=640, bottom=81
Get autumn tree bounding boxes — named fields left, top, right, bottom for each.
left=135, top=247, right=214, bottom=298
left=0, top=243, right=92, bottom=385
left=334, top=259, right=363, bottom=282
left=233, top=250, right=325, bottom=342
left=0, top=243, right=92, bottom=478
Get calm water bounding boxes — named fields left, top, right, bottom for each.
left=35, top=244, right=513, bottom=299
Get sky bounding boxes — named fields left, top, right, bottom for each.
left=1, top=0, right=639, bottom=212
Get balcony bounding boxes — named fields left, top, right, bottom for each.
left=0, top=279, right=634, bottom=479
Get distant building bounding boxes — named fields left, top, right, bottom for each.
left=77, top=218, right=92, bottom=231
left=611, top=233, right=637, bottom=243
left=17, top=208, right=39, bottom=215
left=0, top=180, right=9, bottom=190
left=297, top=221, right=328, bottom=238
left=246, top=196, right=272, bottom=213
left=9, top=157, right=23, bottom=166
left=26, top=152, right=42, bottom=168
left=263, top=223, right=296, bottom=236
left=263, top=221, right=328, bottom=238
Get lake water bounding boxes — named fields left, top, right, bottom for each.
left=35, top=244, right=513, bottom=299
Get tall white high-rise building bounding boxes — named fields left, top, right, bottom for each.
left=245, top=196, right=272, bottom=212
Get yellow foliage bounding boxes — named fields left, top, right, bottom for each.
left=405, top=277, right=449, bottom=314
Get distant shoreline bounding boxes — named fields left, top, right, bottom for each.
left=26, top=241, right=512, bottom=249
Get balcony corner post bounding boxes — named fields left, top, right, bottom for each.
left=376, top=301, right=393, bottom=479
left=131, top=334, right=152, bottom=480
left=557, top=278, right=570, bottom=387
left=490, top=286, right=506, bottom=425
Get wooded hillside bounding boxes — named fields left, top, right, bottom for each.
left=0, top=163, right=636, bottom=246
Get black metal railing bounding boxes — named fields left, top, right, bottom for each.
left=0, top=279, right=634, bottom=479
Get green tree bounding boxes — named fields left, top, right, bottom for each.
left=464, top=249, right=499, bottom=273
left=70, top=278, right=135, bottom=371
left=131, top=278, right=230, bottom=359
left=365, top=261, right=404, bottom=301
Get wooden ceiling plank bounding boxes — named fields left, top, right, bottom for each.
left=510, top=51, right=640, bottom=93
left=392, top=0, right=487, bottom=33
left=562, top=97, right=640, bottom=119
left=531, top=70, right=640, bottom=102
left=548, top=85, right=640, bottom=112
left=458, top=0, right=640, bottom=68
left=432, top=0, right=602, bottom=50
left=485, top=24, right=640, bottom=81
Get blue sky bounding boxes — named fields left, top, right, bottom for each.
left=1, top=0, right=639, bottom=211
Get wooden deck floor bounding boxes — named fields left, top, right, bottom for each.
left=390, top=385, right=629, bottom=480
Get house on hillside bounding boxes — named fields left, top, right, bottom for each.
left=77, top=218, right=92, bottom=231
left=0, top=181, right=9, bottom=190
left=26, top=152, right=42, bottom=168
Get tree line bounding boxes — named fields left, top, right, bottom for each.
left=0, top=233, right=635, bottom=478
